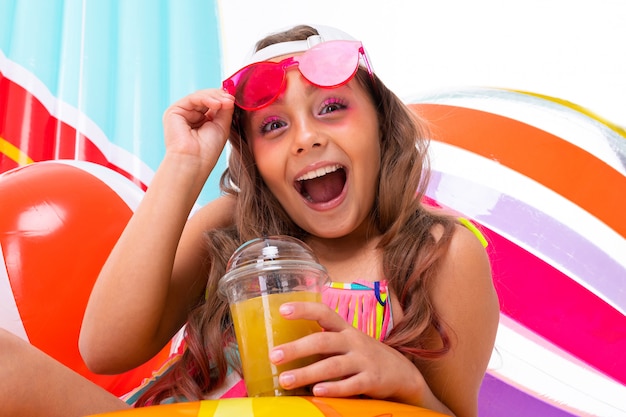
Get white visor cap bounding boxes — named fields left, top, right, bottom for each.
left=242, top=24, right=372, bottom=71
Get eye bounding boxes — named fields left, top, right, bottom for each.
left=320, top=98, right=347, bottom=115
left=259, top=116, right=287, bottom=134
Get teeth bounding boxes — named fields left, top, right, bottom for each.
left=297, top=164, right=341, bottom=181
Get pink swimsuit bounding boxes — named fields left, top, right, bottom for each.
left=322, top=280, right=393, bottom=342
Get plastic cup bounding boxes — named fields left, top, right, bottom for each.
left=218, top=235, right=329, bottom=397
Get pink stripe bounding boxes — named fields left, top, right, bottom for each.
left=219, top=379, right=247, bottom=399
left=484, top=226, right=626, bottom=384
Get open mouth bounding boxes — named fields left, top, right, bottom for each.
left=295, top=164, right=347, bottom=204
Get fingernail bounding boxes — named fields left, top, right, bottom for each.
left=269, top=349, right=284, bottom=363
left=279, top=303, right=294, bottom=315
left=279, top=373, right=295, bottom=387
left=313, top=385, right=327, bottom=396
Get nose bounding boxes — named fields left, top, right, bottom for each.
left=281, top=71, right=328, bottom=154
left=291, top=117, right=326, bottom=155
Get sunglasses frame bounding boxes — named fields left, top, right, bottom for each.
left=223, top=40, right=373, bottom=111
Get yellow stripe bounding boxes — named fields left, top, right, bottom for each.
left=0, top=136, right=34, bottom=165
left=511, top=89, right=626, bottom=138
left=376, top=293, right=387, bottom=340
left=198, top=399, right=220, bottom=416
left=458, top=217, right=488, bottom=248
left=203, top=397, right=324, bottom=417
left=211, top=398, right=254, bottom=417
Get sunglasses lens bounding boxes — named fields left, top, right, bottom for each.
left=224, top=41, right=366, bottom=110
left=227, top=62, right=285, bottom=110
left=299, top=41, right=360, bottom=87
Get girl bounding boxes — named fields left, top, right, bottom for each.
left=0, top=24, right=498, bottom=417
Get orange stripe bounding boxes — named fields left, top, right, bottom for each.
left=411, top=103, right=626, bottom=238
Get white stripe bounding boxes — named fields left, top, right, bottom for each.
left=0, top=50, right=155, bottom=186
left=51, top=160, right=145, bottom=212
left=429, top=141, right=626, bottom=273
left=0, top=243, right=29, bottom=341
left=490, top=315, right=626, bottom=417
left=410, top=88, right=626, bottom=175
left=50, top=160, right=201, bottom=217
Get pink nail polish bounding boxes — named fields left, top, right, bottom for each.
left=269, top=349, right=284, bottom=363
left=279, top=303, right=294, bottom=315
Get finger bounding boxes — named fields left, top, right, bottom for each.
left=166, top=98, right=235, bottom=134
left=270, top=331, right=348, bottom=367
left=311, top=374, right=368, bottom=399
left=166, top=89, right=233, bottom=120
left=277, top=354, right=358, bottom=393
left=285, top=355, right=390, bottom=400
left=279, top=301, right=350, bottom=333
left=175, top=88, right=232, bottom=107
left=205, top=95, right=235, bottom=125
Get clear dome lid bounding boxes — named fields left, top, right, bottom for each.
left=218, top=235, right=328, bottom=298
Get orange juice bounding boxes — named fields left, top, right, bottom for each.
left=230, top=291, right=323, bottom=397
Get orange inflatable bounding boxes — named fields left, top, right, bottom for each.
left=0, top=161, right=172, bottom=396
left=89, top=397, right=445, bottom=417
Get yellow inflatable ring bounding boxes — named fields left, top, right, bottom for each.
left=90, top=397, right=447, bottom=416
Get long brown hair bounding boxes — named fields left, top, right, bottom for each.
left=135, top=24, right=456, bottom=406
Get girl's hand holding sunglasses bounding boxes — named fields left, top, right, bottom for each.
left=162, top=89, right=235, bottom=173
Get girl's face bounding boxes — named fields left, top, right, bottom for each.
left=246, top=68, right=381, bottom=239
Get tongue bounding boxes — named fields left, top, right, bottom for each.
left=302, top=169, right=346, bottom=203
